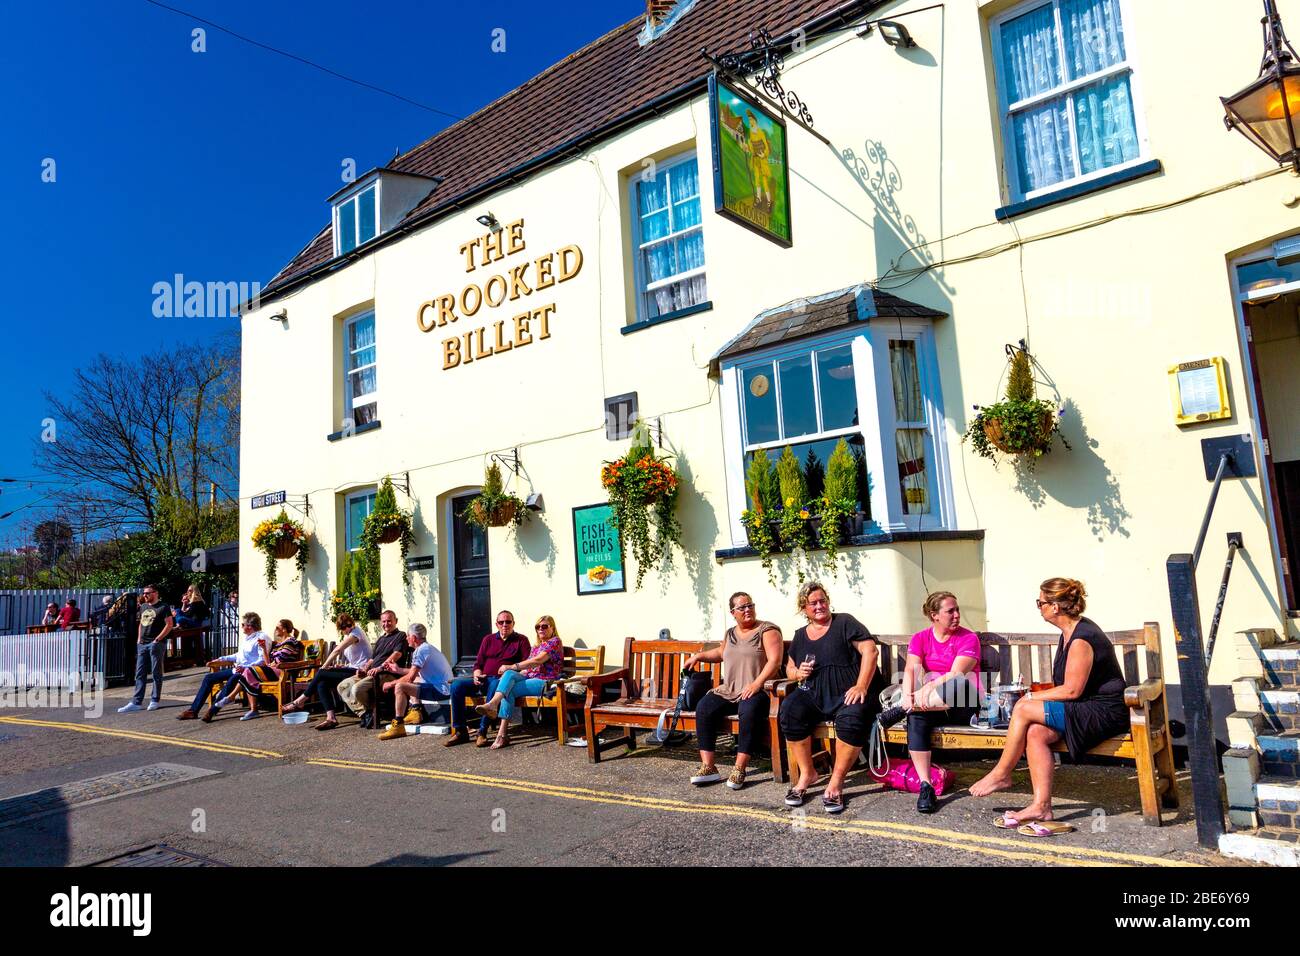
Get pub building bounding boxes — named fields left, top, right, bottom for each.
left=240, top=0, right=1299, bottom=746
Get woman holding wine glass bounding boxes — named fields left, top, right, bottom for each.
left=778, top=581, right=887, bottom=814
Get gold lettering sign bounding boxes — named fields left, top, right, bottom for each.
left=421, top=218, right=582, bottom=370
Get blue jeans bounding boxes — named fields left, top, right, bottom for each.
left=190, top=668, right=233, bottom=711
left=132, top=641, right=166, bottom=705
left=449, top=676, right=499, bottom=733
left=496, top=670, right=547, bottom=721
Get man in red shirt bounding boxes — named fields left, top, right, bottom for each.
left=443, top=609, right=531, bottom=747
left=58, top=599, right=80, bottom=629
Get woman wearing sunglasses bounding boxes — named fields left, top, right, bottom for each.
left=682, top=592, right=783, bottom=791
left=475, top=615, right=565, bottom=749
left=970, top=577, right=1128, bottom=835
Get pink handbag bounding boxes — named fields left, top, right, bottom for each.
left=872, top=757, right=955, bottom=795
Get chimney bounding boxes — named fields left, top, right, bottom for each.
left=647, top=1, right=676, bottom=27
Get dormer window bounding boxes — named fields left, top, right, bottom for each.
left=335, top=184, right=378, bottom=256
left=329, top=168, right=440, bottom=259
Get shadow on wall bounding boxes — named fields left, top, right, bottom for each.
left=1012, top=398, right=1131, bottom=539
left=671, top=450, right=718, bottom=623
left=513, top=510, right=557, bottom=582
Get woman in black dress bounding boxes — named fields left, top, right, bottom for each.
left=779, top=581, right=887, bottom=814
left=970, top=577, right=1129, bottom=829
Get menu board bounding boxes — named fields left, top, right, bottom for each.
left=572, top=504, right=626, bottom=596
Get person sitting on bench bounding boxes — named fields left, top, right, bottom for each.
left=779, top=581, right=886, bottom=815
left=970, top=577, right=1129, bottom=833
left=341, top=610, right=408, bottom=727
left=444, top=609, right=531, bottom=748
left=876, top=591, right=981, bottom=814
left=211, top=619, right=303, bottom=722
left=180, top=611, right=267, bottom=721
left=174, top=584, right=208, bottom=629
left=475, top=615, right=564, bottom=750
left=683, top=591, right=783, bottom=791
left=378, top=624, right=453, bottom=740
left=281, top=612, right=372, bottom=731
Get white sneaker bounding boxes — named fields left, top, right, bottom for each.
left=212, top=696, right=230, bottom=709
left=239, top=710, right=260, bottom=721
left=117, top=702, right=142, bottom=713
left=147, top=701, right=160, bottom=711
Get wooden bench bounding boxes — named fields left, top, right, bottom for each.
left=583, top=638, right=782, bottom=764
left=770, top=623, right=1179, bottom=826
left=164, top=625, right=209, bottom=672
left=205, top=639, right=326, bottom=716
left=456, top=646, right=605, bottom=743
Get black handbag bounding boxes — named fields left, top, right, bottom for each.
left=681, top=668, right=713, bottom=711
left=648, top=668, right=709, bottom=746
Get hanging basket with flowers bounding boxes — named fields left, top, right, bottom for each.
left=965, top=345, right=1070, bottom=466
left=600, top=428, right=682, bottom=589
left=466, top=462, right=528, bottom=531
left=360, top=476, right=416, bottom=586
left=251, top=509, right=309, bottom=590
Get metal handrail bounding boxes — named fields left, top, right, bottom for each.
left=1192, top=453, right=1230, bottom=569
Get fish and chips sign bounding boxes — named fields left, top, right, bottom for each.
left=416, top=218, right=583, bottom=369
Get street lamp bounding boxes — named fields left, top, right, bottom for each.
left=1222, top=0, right=1300, bottom=172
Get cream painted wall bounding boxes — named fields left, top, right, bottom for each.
left=240, top=1, right=1297, bottom=688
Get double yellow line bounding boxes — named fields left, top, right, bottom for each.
left=309, top=757, right=1196, bottom=868
left=0, top=716, right=283, bottom=760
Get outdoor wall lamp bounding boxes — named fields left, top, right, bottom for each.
left=1222, top=0, right=1300, bottom=173
left=856, top=20, right=917, bottom=48
left=268, top=308, right=287, bottom=324
left=476, top=212, right=503, bottom=233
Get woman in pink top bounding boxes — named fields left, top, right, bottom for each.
left=877, top=591, right=981, bottom=814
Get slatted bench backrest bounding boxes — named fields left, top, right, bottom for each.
left=564, top=646, right=605, bottom=680
left=621, top=638, right=719, bottom=699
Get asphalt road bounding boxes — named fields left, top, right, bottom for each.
left=0, top=671, right=1233, bottom=868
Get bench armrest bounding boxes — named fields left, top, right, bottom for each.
left=582, top=667, right=629, bottom=706
left=767, top=678, right=796, bottom=700
left=1124, top=678, right=1164, bottom=708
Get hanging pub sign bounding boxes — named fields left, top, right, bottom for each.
left=251, top=491, right=286, bottom=510
left=572, top=503, right=626, bottom=596
left=708, top=73, right=793, bottom=247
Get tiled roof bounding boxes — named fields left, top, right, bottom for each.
left=713, top=284, right=947, bottom=362
left=265, top=0, right=880, bottom=295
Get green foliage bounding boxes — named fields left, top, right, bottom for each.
left=466, top=462, right=528, bottom=532
left=803, top=448, right=825, bottom=501
left=360, top=476, right=416, bottom=586
left=1006, top=348, right=1035, bottom=403
left=331, top=551, right=380, bottom=624
left=965, top=349, right=1070, bottom=466
left=815, top=439, right=859, bottom=572
left=775, top=446, right=812, bottom=556
left=745, top=449, right=779, bottom=514
left=600, top=426, right=682, bottom=589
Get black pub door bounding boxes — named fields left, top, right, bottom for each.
left=451, top=493, right=492, bottom=667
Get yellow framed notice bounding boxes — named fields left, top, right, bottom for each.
left=1168, top=357, right=1230, bottom=426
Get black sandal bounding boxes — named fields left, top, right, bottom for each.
left=784, top=787, right=808, bottom=808
left=314, top=718, right=339, bottom=731
left=822, top=792, right=846, bottom=814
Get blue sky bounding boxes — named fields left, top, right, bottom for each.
left=0, top=0, right=640, bottom=543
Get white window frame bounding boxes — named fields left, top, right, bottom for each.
left=345, top=488, right=377, bottom=553
left=628, top=151, right=706, bottom=323
left=990, top=0, right=1150, bottom=204
left=343, top=311, right=378, bottom=428
left=719, top=320, right=955, bottom=545
left=333, top=181, right=380, bottom=257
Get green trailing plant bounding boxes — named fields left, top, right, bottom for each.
left=600, top=428, right=683, bottom=589
left=776, top=445, right=813, bottom=553
left=251, top=509, right=309, bottom=590
left=466, top=462, right=528, bottom=531
left=740, top=449, right=782, bottom=586
left=817, top=439, right=859, bottom=570
left=360, top=476, right=416, bottom=586
left=804, top=447, right=825, bottom=501
left=965, top=348, right=1070, bottom=466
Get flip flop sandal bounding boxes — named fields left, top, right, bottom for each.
left=1018, top=821, right=1075, bottom=837
left=992, top=812, right=1021, bottom=829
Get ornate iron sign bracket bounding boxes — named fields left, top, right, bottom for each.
left=703, top=28, right=829, bottom=146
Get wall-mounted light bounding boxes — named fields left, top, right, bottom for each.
left=878, top=20, right=916, bottom=48
left=476, top=212, right=503, bottom=233
left=525, top=493, right=545, bottom=513
left=268, top=308, right=288, bottom=325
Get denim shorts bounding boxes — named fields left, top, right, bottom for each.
left=1043, top=700, right=1067, bottom=733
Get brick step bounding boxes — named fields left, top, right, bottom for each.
left=1261, top=691, right=1300, bottom=732
left=1261, top=732, right=1300, bottom=779
left=1263, top=645, right=1300, bottom=689
left=1256, top=776, right=1300, bottom=829
left=1219, top=830, right=1300, bottom=866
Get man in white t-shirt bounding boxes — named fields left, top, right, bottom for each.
left=379, top=623, right=453, bottom=740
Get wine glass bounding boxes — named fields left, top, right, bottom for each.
left=799, top=654, right=815, bottom=690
